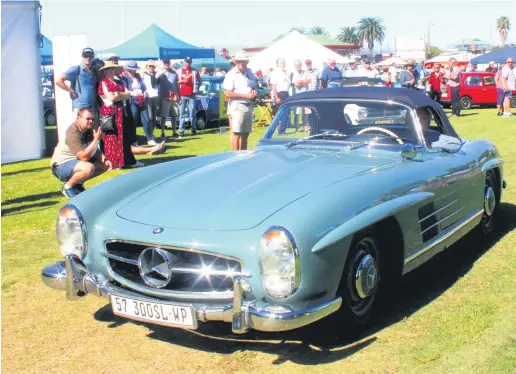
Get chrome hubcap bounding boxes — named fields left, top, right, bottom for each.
left=355, top=254, right=377, bottom=299
left=484, top=186, right=496, bottom=217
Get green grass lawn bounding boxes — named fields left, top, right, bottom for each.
left=2, top=112, right=516, bottom=373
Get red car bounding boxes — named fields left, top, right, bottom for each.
left=440, top=72, right=516, bottom=109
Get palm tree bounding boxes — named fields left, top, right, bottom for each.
left=310, top=26, right=330, bottom=36
left=496, top=16, right=511, bottom=46
left=337, top=27, right=361, bottom=46
left=289, top=27, right=306, bottom=34
left=357, top=17, right=386, bottom=54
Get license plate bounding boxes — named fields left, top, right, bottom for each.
left=110, top=294, right=197, bottom=329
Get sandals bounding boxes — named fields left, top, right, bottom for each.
left=150, top=141, right=166, bottom=155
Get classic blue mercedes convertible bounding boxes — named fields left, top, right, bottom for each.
left=42, top=87, right=506, bottom=334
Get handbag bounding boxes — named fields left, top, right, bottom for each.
left=100, top=114, right=116, bottom=133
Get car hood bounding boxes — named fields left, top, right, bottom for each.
left=116, top=150, right=395, bottom=230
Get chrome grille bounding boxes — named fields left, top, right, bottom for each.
left=104, top=240, right=246, bottom=294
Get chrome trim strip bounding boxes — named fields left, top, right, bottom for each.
left=420, top=207, right=464, bottom=235
left=418, top=199, right=458, bottom=223
left=405, top=210, right=483, bottom=265
left=104, top=253, right=251, bottom=277
left=105, top=253, right=138, bottom=266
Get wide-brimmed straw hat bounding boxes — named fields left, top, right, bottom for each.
left=98, top=61, right=123, bottom=77
left=232, top=51, right=250, bottom=62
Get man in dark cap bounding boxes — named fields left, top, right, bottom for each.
left=56, top=47, right=99, bottom=117
left=177, top=56, right=201, bottom=137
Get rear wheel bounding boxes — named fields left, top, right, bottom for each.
left=460, top=96, right=472, bottom=110
left=196, top=114, right=207, bottom=130
left=45, top=110, right=56, bottom=126
left=336, top=229, right=382, bottom=325
left=511, top=97, right=516, bottom=108
left=479, top=171, right=499, bottom=234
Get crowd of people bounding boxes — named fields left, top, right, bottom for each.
left=49, top=46, right=516, bottom=199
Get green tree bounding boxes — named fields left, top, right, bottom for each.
left=289, top=27, right=306, bottom=34
left=357, top=17, right=386, bottom=54
left=309, top=26, right=330, bottom=36
left=425, top=44, right=443, bottom=60
left=337, top=27, right=361, bottom=46
left=496, top=16, right=511, bottom=46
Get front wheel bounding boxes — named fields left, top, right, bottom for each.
left=336, top=229, right=382, bottom=325
left=45, top=111, right=56, bottom=126
left=460, top=96, right=472, bottom=110
left=479, top=171, right=499, bottom=234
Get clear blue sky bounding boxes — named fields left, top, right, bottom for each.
left=40, top=0, right=516, bottom=53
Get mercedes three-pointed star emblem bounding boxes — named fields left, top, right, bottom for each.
left=138, top=247, right=176, bottom=288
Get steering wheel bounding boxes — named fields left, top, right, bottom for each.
left=356, top=127, right=404, bottom=145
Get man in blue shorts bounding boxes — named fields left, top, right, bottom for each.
left=50, top=108, right=113, bottom=198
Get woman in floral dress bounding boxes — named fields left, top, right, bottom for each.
left=98, top=62, right=164, bottom=169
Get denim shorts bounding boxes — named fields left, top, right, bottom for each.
left=52, top=159, right=79, bottom=182
left=504, top=91, right=513, bottom=99
left=497, top=88, right=505, bottom=105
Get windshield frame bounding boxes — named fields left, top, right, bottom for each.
left=260, top=98, right=430, bottom=151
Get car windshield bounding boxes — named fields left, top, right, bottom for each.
left=262, top=99, right=421, bottom=150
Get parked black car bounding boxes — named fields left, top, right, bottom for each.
left=43, top=97, right=56, bottom=126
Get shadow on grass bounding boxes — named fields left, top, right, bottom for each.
left=2, top=166, right=49, bottom=177
left=2, top=191, right=61, bottom=206
left=93, top=202, right=516, bottom=365
left=1, top=201, right=59, bottom=217
left=457, top=112, right=479, bottom=117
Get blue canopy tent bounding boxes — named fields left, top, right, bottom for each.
left=191, top=54, right=231, bottom=71
left=470, top=46, right=516, bottom=64
left=40, top=34, right=52, bottom=65
left=97, top=24, right=215, bottom=61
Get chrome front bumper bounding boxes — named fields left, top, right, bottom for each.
left=42, top=255, right=342, bottom=334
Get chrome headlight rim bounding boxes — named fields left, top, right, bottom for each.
left=56, top=204, right=88, bottom=259
left=259, top=225, right=301, bottom=299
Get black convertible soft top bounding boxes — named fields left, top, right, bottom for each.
left=284, top=87, right=459, bottom=138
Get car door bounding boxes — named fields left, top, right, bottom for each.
left=414, top=108, right=482, bottom=249
left=207, top=81, right=221, bottom=120
left=462, top=75, right=483, bottom=104
left=481, top=75, right=497, bottom=104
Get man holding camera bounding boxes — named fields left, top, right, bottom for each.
left=56, top=48, right=100, bottom=118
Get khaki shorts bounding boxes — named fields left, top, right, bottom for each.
left=230, top=101, right=253, bottom=134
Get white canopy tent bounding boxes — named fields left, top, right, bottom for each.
left=2, top=0, right=45, bottom=163
left=248, top=31, right=350, bottom=72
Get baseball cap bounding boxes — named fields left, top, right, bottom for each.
left=162, top=58, right=171, bottom=64
left=184, top=56, right=192, bottom=63
left=489, top=61, right=495, bottom=64
left=82, top=47, right=95, bottom=57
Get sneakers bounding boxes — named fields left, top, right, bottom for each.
left=61, top=184, right=81, bottom=199
left=127, top=161, right=145, bottom=168
left=497, top=112, right=503, bottom=116
left=503, top=112, right=514, bottom=117
left=172, top=132, right=179, bottom=139
left=148, top=140, right=157, bottom=146
left=178, top=132, right=184, bottom=139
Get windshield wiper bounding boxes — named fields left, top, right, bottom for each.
left=285, top=132, right=351, bottom=148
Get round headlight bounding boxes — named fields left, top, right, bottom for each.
left=259, top=226, right=300, bottom=299
left=56, top=205, right=87, bottom=259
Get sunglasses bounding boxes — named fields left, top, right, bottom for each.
left=80, top=116, right=94, bottom=121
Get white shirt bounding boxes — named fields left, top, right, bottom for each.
left=142, top=72, right=159, bottom=98
left=389, top=66, right=398, bottom=82
left=502, top=65, right=516, bottom=90
left=291, top=69, right=309, bottom=94
left=269, top=68, right=291, bottom=93
left=222, top=67, right=257, bottom=104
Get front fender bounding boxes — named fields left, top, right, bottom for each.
left=311, top=192, right=434, bottom=253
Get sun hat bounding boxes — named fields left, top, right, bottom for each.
left=125, top=61, right=139, bottom=71
left=99, top=61, right=123, bottom=74
left=233, top=51, right=251, bottom=62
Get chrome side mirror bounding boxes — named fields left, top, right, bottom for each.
left=400, top=143, right=418, bottom=160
